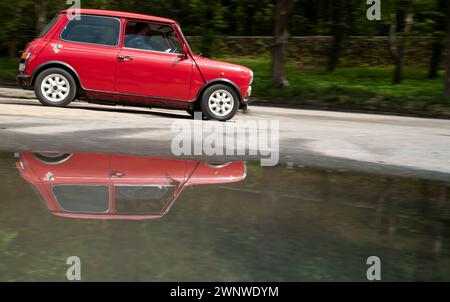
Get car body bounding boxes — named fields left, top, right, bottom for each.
left=15, top=152, right=247, bottom=220
left=17, top=9, right=253, bottom=121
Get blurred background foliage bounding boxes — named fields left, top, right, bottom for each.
left=0, top=0, right=446, bottom=57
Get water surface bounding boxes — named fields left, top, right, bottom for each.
left=0, top=152, right=449, bottom=281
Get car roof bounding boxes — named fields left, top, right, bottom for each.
left=59, top=9, right=176, bottom=24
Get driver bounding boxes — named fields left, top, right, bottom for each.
left=127, top=22, right=154, bottom=50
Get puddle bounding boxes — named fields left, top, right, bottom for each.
left=0, top=151, right=449, bottom=281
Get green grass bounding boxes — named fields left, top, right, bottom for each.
left=216, top=55, right=450, bottom=118
left=0, top=57, right=18, bottom=82
left=0, top=55, right=448, bottom=117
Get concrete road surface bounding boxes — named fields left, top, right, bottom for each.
left=0, top=87, right=449, bottom=181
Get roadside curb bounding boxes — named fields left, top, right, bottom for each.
left=251, top=98, right=450, bottom=120
left=0, top=87, right=36, bottom=99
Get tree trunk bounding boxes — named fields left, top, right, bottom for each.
left=393, top=54, right=403, bottom=84
left=326, top=0, right=346, bottom=72
left=389, top=0, right=414, bottom=85
left=427, top=40, right=443, bottom=79
left=8, top=3, right=22, bottom=59
left=271, top=0, right=293, bottom=88
left=8, top=39, right=18, bottom=59
left=427, top=0, right=447, bottom=79
left=35, top=1, right=48, bottom=34
left=444, top=4, right=450, bottom=97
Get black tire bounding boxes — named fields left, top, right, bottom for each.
left=34, top=68, right=77, bottom=107
left=201, top=84, right=239, bottom=121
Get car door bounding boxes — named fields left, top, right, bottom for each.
left=115, top=20, right=193, bottom=100
left=110, top=155, right=186, bottom=185
left=110, top=155, right=187, bottom=215
left=56, top=14, right=121, bottom=92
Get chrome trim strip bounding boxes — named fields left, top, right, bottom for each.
left=122, top=47, right=183, bottom=55
left=85, top=89, right=196, bottom=103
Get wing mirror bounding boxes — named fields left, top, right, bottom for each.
left=182, top=44, right=189, bottom=59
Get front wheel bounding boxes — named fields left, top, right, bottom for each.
left=201, top=84, right=239, bottom=121
left=34, top=68, right=77, bottom=107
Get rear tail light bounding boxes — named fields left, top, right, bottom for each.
left=14, top=153, right=25, bottom=169
left=19, top=52, right=30, bottom=72
left=20, top=52, right=30, bottom=60
left=15, top=161, right=24, bottom=170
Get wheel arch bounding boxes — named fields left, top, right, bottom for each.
left=32, top=152, right=73, bottom=165
left=193, top=78, right=243, bottom=110
left=31, top=61, right=83, bottom=94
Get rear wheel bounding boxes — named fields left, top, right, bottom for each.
left=201, top=84, right=239, bottom=121
left=34, top=68, right=77, bottom=107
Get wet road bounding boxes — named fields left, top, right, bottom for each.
left=0, top=89, right=449, bottom=181
left=0, top=88, right=450, bottom=281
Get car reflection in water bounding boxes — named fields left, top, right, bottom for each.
left=15, top=152, right=246, bottom=220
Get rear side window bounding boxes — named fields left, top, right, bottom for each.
left=52, top=185, right=110, bottom=213
left=61, top=15, right=120, bottom=46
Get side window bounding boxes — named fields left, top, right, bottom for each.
left=124, top=21, right=182, bottom=54
left=115, top=185, right=175, bottom=214
left=52, top=185, right=110, bottom=213
left=61, top=15, right=120, bottom=46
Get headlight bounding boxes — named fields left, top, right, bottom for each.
left=249, top=70, right=254, bottom=85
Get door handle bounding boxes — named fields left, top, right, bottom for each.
left=111, top=171, right=126, bottom=178
left=117, top=55, right=133, bottom=62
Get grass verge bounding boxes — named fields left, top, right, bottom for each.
left=216, top=55, right=450, bottom=118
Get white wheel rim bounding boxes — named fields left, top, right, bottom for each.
left=40, top=73, right=70, bottom=103
left=208, top=90, right=234, bottom=117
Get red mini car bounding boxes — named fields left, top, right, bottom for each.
left=15, top=152, right=247, bottom=220
left=17, top=9, right=253, bottom=121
